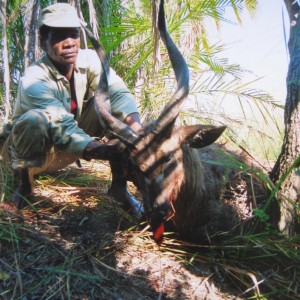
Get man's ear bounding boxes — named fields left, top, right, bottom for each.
left=176, top=125, right=226, bottom=148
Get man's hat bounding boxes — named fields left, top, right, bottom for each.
left=39, top=3, right=86, bottom=28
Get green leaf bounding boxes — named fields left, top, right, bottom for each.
left=0, top=272, right=9, bottom=280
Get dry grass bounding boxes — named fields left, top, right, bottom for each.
left=0, top=160, right=299, bottom=299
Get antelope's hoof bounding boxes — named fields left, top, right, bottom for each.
left=108, top=186, right=144, bottom=219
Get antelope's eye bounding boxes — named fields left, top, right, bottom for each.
left=165, top=153, right=173, bottom=164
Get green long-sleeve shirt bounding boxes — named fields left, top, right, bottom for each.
left=12, top=48, right=138, bottom=154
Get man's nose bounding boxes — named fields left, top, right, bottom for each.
left=63, top=37, right=76, bottom=47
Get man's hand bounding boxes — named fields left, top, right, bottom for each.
left=83, top=139, right=126, bottom=161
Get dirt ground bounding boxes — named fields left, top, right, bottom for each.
left=0, top=160, right=275, bottom=299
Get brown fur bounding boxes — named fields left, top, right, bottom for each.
left=163, top=145, right=233, bottom=242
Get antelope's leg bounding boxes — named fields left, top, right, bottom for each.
left=108, top=158, right=144, bottom=218
left=107, top=112, right=143, bottom=217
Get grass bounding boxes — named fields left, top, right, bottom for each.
left=0, top=157, right=299, bottom=299
left=160, top=232, right=300, bottom=299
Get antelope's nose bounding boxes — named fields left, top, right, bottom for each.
left=150, top=200, right=172, bottom=245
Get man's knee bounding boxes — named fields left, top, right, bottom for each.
left=13, top=110, right=49, bottom=135
left=10, top=110, right=50, bottom=168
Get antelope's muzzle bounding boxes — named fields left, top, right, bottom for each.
left=149, top=200, right=173, bottom=245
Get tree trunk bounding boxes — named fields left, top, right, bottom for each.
left=270, top=0, right=300, bottom=235
left=24, top=0, right=41, bottom=69
left=0, top=0, right=11, bottom=121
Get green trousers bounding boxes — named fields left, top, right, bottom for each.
left=1, top=99, right=105, bottom=182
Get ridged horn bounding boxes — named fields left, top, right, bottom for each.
left=153, top=0, right=190, bottom=134
left=82, top=25, right=139, bottom=148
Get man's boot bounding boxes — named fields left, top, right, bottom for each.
left=13, top=168, right=33, bottom=209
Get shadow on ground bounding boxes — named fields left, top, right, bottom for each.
left=0, top=160, right=251, bottom=299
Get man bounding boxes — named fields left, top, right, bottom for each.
left=1, top=3, right=142, bottom=211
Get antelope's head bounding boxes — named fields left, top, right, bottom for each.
left=83, top=0, right=225, bottom=244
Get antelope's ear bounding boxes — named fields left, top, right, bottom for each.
left=177, top=125, right=226, bottom=148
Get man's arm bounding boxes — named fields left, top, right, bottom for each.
left=15, top=69, right=93, bottom=155
left=87, top=49, right=139, bottom=123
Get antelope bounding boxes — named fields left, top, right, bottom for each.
left=83, top=0, right=244, bottom=244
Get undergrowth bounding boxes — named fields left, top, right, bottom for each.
left=0, top=159, right=299, bottom=299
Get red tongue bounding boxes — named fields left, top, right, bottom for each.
left=153, top=223, right=165, bottom=245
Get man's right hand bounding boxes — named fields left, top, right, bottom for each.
left=82, top=139, right=126, bottom=161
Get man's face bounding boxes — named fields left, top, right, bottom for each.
left=45, top=27, right=81, bottom=66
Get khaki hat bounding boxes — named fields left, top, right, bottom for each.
left=39, top=3, right=86, bottom=28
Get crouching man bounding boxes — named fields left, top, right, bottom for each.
left=1, top=3, right=141, bottom=211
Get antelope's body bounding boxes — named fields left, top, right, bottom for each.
left=166, top=144, right=242, bottom=242
left=84, top=0, right=253, bottom=243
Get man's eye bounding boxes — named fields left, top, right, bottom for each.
left=71, top=32, right=80, bottom=39
left=51, top=31, right=80, bottom=42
